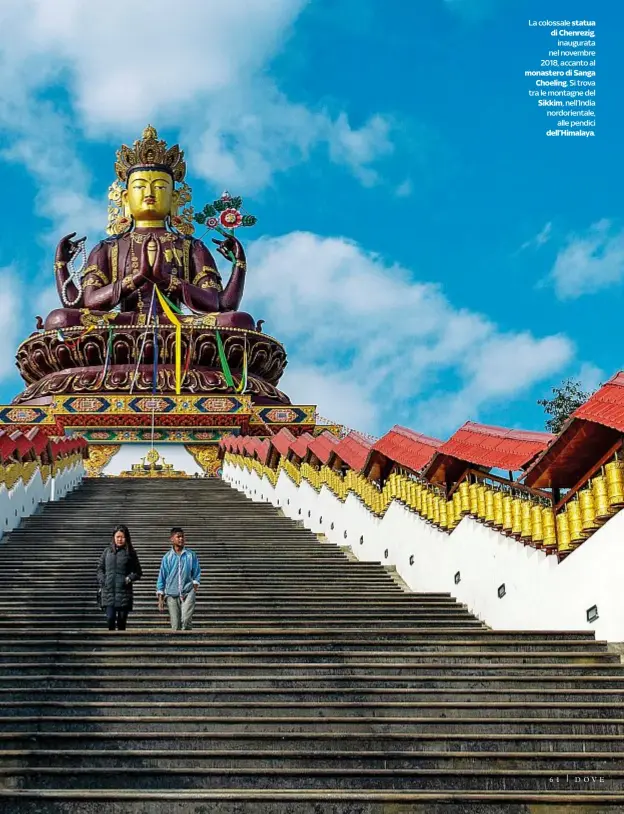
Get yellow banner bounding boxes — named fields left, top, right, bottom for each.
left=154, top=286, right=182, bottom=395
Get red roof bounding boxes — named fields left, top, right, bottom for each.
left=49, top=438, right=65, bottom=458
left=243, top=437, right=258, bottom=457
left=254, top=439, right=270, bottom=465
left=523, top=372, right=624, bottom=489
left=431, top=421, right=553, bottom=472
left=368, top=425, right=441, bottom=473
left=289, top=432, right=314, bottom=460
left=10, top=430, right=34, bottom=458
left=307, top=431, right=340, bottom=465
left=0, top=431, right=19, bottom=460
left=572, top=371, right=624, bottom=431
left=269, top=428, right=296, bottom=458
left=328, top=431, right=373, bottom=473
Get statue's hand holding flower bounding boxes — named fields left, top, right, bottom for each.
left=212, top=234, right=245, bottom=265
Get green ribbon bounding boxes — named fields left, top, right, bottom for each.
left=216, top=330, right=235, bottom=389
left=159, top=289, right=184, bottom=316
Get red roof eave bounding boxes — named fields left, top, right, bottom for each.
left=269, top=428, right=296, bottom=459
left=307, top=431, right=341, bottom=465
left=365, top=425, right=441, bottom=474
left=425, top=421, right=554, bottom=475
left=329, top=432, right=373, bottom=473
left=571, top=371, right=624, bottom=432
left=289, top=432, right=314, bottom=460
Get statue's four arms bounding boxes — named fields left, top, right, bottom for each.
left=43, top=126, right=256, bottom=333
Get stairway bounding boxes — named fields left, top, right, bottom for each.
left=0, top=478, right=623, bottom=813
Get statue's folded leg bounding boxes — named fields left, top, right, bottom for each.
left=215, top=311, right=256, bottom=331
left=44, top=309, right=134, bottom=330
left=44, top=309, right=87, bottom=330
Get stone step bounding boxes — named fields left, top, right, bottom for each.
left=0, top=620, right=487, bottom=630
left=1, top=675, right=622, bottom=691
left=0, top=645, right=609, bottom=659
left=1, top=765, right=623, bottom=792
left=2, top=477, right=623, bottom=805
left=3, top=701, right=624, bottom=719
left=2, top=652, right=615, bottom=665
left=4, top=688, right=621, bottom=703
left=2, top=788, right=624, bottom=814
left=0, top=632, right=601, bottom=645
left=0, top=664, right=620, bottom=677
left=3, top=731, right=624, bottom=752
left=0, top=627, right=491, bottom=638
left=0, top=603, right=469, bottom=614
left=3, top=715, right=624, bottom=735
left=1, top=748, right=623, bottom=771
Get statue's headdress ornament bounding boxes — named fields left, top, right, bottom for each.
left=107, top=125, right=194, bottom=236
left=114, top=125, right=186, bottom=184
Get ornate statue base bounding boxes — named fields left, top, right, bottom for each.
left=13, top=365, right=288, bottom=405
left=14, top=322, right=289, bottom=406
left=0, top=394, right=335, bottom=478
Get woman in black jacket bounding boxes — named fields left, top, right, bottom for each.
left=97, top=525, right=142, bottom=631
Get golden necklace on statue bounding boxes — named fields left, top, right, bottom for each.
left=131, top=232, right=176, bottom=244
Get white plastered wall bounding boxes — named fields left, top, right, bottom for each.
left=0, top=458, right=85, bottom=537
left=223, top=459, right=624, bottom=642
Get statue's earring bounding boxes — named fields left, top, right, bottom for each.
left=169, top=182, right=195, bottom=236
left=106, top=180, right=133, bottom=236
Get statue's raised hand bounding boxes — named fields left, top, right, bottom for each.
left=55, top=232, right=86, bottom=265
left=212, top=233, right=245, bottom=264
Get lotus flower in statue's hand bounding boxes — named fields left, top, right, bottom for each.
left=219, top=208, right=243, bottom=230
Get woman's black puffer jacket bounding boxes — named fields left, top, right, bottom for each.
left=97, top=545, right=142, bottom=610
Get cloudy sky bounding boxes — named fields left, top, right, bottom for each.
left=0, top=0, right=617, bottom=438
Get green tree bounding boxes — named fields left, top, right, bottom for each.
left=537, top=378, right=596, bottom=434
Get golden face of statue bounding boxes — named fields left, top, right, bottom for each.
left=122, top=169, right=179, bottom=226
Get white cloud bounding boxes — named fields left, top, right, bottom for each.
left=550, top=219, right=624, bottom=299
left=0, top=0, right=397, bottom=200
left=280, top=366, right=377, bottom=432
left=246, top=232, right=574, bottom=435
left=575, top=362, right=604, bottom=393
left=519, top=221, right=552, bottom=253
left=33, top=284, right=62, bottom=322
left=415, top=332, right=572, bottom=432
left=328, top=113, right=394, bottom=187
left=0, top=102, right=105, bottom=241
left=0, top=0, right=404, bottom=387
left=0, top=268, right=24, bottom=380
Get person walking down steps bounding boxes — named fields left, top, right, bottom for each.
left=97, top=525, right=143, bottom=631
left=156, top=526, right=201, bottom=631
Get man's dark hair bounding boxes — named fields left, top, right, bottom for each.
left=170, top=526, right=184, bottom=536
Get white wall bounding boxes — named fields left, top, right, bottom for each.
left=101, top=443, right=204, bottom=476
left=224, top=459, right=624, bottom=642
left=1, top=458, right=85, bottom=537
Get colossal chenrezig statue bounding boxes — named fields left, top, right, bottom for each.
left=46, top=126, right=255, bottom=332
left=13, top=126, right=289, bottom=405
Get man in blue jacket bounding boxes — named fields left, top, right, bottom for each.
left=156, top=527, right=201, bottom=631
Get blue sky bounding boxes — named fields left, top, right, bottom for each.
left=0, top=0, right=617, bottom=439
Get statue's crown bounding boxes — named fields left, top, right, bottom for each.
left=114, top=125, right=186, bottom=184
